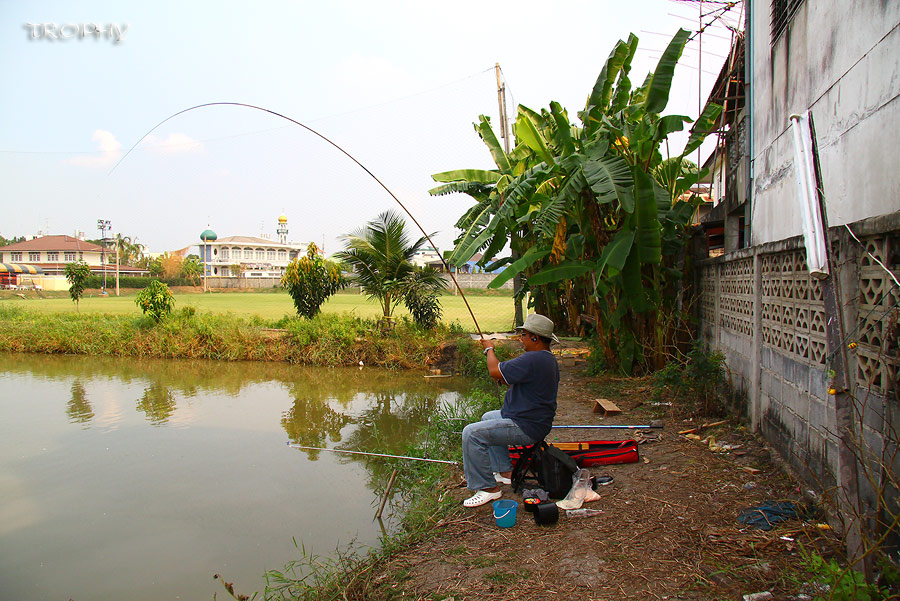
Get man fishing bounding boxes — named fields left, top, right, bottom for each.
left=462, top=313, right=560, bottom=507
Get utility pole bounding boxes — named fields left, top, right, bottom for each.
left=115, top=235, right=120, bottom=297
left=97, top=219, right=110, bottom=295
left=496, top=63, right=524, bottom=327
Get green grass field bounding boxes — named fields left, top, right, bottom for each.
left=2, top=289, right=516, bottom=333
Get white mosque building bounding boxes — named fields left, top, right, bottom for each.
left=199, top=215, right=309, bottom=279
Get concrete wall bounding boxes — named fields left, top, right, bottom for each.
left=698, top=212, right=899, bottom=540
left=750, top=0, right=900, bottom=244
left=440, top=272, right=513, bottom=290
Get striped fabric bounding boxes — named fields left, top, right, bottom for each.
left=0, top=263, right=44, bottom=274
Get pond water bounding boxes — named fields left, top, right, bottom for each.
left=0, top=353, right=471, bottom=601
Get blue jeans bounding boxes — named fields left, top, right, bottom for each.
left=462, top=410, right=536, bottom=491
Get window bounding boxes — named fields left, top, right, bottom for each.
left=771, top=0, right=805, bottom=44
left=48, top=252, right=59, bottom=262
left=255, top=249, right=264, bottom=260
left=243, top=249, right=252, bottom=259
left=28, top=252, right=40, bottom=262
left=78, top=252, right=83, bottom=260
left=64, top=252, right=76, bottom=262
left=278, top=250, right=287, bottom=261
left=11, top=252, right=22, bottom=262
left=221, top=248, right=229, bottom=261
left=267, top=249, right=276, bottom=261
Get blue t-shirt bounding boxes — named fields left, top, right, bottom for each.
left=497, top=350, right=560, bottom=441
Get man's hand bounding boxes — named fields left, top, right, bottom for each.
left=481, top=340, right=506, bottom=385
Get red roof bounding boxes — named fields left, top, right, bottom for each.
left=0, top=235, right=103, bottom=252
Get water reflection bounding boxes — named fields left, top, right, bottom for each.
left=137, top=382, right=177, bottom=425
left=67, top=379, right=93, bottom=424
left=0, top=352, right=471, bottom=601
left=281, top=392, right=352, bottom=459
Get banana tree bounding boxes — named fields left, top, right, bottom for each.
left=432, top=29, right=721, bottom=374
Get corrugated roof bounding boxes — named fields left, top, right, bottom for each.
left=0, top=235, right=103, bottom=252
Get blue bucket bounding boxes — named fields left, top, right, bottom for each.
left=492, top=500, right=518, bottom=528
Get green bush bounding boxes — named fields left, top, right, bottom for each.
left=403, top=288, right=442, bottom=330
left=135, top=281, right=175, bottom=322
left=281, top=243, right=346, bottom=318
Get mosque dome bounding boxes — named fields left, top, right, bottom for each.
left=200, top=229, right=217, bottom=242
left=278, top=214, right=288, bottom=224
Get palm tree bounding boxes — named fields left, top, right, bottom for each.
left=336, top=210, right=444, bottom=324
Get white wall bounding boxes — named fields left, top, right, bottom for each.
left=750, top=0, right=900, bottom=244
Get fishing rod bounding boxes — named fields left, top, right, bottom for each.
left=286, top=442, right=460, bottom=465
left=552, top=421, right=664, bottom=430
left=111, top=102, right=484, bottom=338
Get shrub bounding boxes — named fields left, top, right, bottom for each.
left=135, top=280, right=175, bottom=322
left=281, top=243, right=346, bottom=318
left=403, top=288, right=442, bottom=330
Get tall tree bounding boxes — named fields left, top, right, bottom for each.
left=431, top=29, right=721, bottom=373
left=336, top=210, right=445, bottom=324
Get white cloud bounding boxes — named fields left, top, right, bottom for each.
left=141, top=133, right=204, bottom=155
left=64, top=129, right=123, bottom=168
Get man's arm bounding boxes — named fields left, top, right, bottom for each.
left=480, top=339, right=507, bottom=385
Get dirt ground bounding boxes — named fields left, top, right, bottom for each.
left=374, top=352, right=843, bottom=601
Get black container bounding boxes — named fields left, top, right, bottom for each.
left=533, top=502, right=559, bottom=526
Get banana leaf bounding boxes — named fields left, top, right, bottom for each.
left=596, top=229, right=635, bottom=275
left=474, top=115, right=511, bottom=172
left=549, top=101, right=575, bottom=155
left=654, top=114, right=690, bottom=143
left=487, top=247, right=551, bottom=289
left=682, top=102, right=723, bottom=157
left=644, top=28, right=690, bottom=115
left=516, top=108, right=556, bottom=167
left=583, top=155, right=635, bottom=212
left=584, top=34, right=637, bottom=119
left=478, top=221, right=508, bottom=265
left=450, top=208, right=498, bottom=265
left=428, top=182, right=491, bottom=199
left=527, top=260, right=597, bottom=286
left=431, top=169, right=501, bottom=184
left=634, top=168, right=661, bottom=264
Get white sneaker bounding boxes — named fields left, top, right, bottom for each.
left=493, top=472, right=512, bottom=485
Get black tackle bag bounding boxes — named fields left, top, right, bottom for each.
left=510, top=440, right=579, bottom=499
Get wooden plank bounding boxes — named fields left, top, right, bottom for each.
left=592, top=398, right=622, bottom=415
left=550, top=442, right=589, bottom=451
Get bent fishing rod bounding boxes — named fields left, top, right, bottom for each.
left=286, top=442, right=459, bottom=465
left=110, top=101, right=484, bottom=338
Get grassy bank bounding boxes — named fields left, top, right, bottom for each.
left=0, top=304, right=473, bottom=369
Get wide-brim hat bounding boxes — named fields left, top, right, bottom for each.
left=516, top=313, right=560, bottom=345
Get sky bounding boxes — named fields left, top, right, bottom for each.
left=0, top=0, right=743, bottom=256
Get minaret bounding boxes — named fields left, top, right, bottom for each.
left=277, top=214, right=288, bottom=245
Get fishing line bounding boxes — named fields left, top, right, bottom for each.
left=286, top=443, right=459, bottom=465
left=110, top=101, right=484, bottom=337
